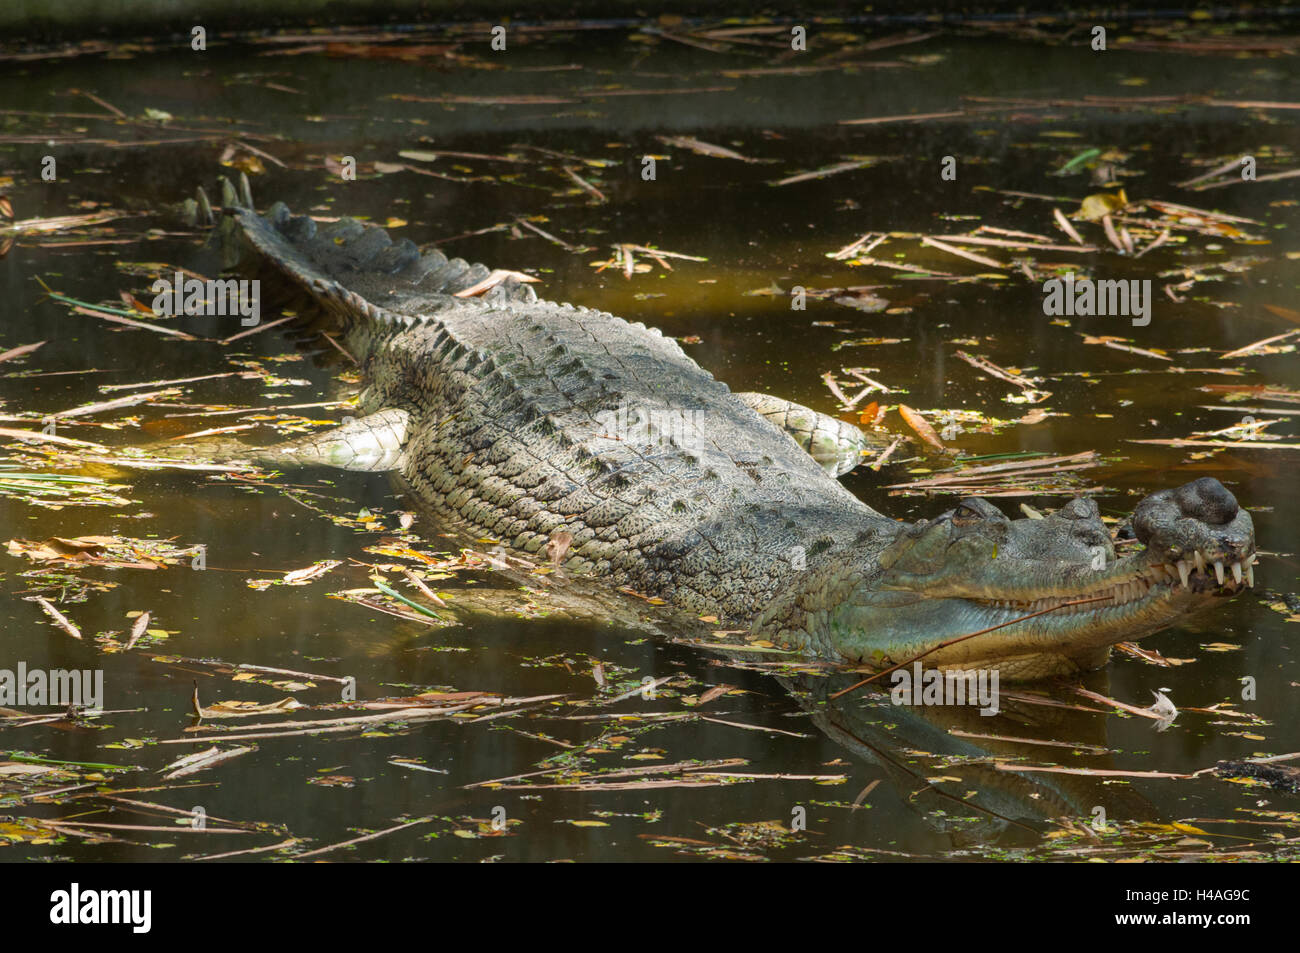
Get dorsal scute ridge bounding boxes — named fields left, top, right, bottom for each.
left=225, top=196, right=538, bottom=337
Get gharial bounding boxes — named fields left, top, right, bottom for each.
left=167, top=177, right=1257, bottom=681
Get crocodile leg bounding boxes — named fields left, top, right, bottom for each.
left=733, top=392, right=875, bottom=477
left=247, top=408, right=409, bottom=471
left=157, top=408, right=410, bottom=472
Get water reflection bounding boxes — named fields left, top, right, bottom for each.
left=783, top=671, right=1157, bottom=850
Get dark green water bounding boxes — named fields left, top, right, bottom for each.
left=1, top=23, right=1297, bottom=861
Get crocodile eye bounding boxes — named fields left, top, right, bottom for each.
left=953, top=503, right=983, bottom=522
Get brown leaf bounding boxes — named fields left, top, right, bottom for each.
left=1262, top=304, right=1300, bottom=327
left=125, top=611, right=151, bottom=651
left=26, top=596, right=82, bottom=640
left=546, top=530, right=573, bottom=567
left=192, top=685, right=304, bottom=719
left=697, top=684, right=733, bottom=706
left=451, top=269, right=540, bottom=298
left=0, top=341, right=45, bottom=363
left=897, top=404, right=945, bottom=450
left=8, top=536, right=108, bottom=562
left=7, top=536, right=163, bottom=570
left=119, top=291, right=155, bottom=315
left=283, top=559, right=342, bottom=585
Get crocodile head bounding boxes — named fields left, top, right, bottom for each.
left=818, top=478, right=1255, bottom=679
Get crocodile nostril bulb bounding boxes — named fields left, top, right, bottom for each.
left=1172, top=476, right=1239, bottom=525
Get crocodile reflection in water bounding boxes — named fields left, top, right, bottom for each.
left=782, top=671, right=1159, bottom=848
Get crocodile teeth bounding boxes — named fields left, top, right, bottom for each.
left=1231, top=561, right=1242, bottom=586
left=1177, top=560, right=1190, bottom=589
left=1194, top=551, right=1205, bottom=574
left=1245, top=563, right=1254, bottom=588
left=1213, top=560, right=1225, bottom=585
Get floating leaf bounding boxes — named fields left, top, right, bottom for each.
left=897, top=404, right=945, bottom=451
left=1077, top=189, right=1129, bottom=222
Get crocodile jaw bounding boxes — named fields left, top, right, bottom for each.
left=973, top=549, right=1258, bottom=616
left=823, top=546, right=1257, bottom=677
left=765, top=479, right=1258, bottom=679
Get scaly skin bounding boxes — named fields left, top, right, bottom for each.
left=756, top=488, right=1255, bottom=679
left=193, top=178, right=1257, bottom=680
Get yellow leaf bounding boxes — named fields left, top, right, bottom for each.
left=1077, top=190, right=1129, bottom=222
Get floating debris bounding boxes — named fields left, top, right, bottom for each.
left=886, top=451, right=1103, bottom=497
left=655, top=135, right=767, bottom=163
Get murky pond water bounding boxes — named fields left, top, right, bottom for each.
left=1, top=21, right=1298, bottom=861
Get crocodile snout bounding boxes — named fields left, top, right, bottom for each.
left=1172, top=476, right=1238, bottom=525
left=1132, top=477, right=1255, bottom=592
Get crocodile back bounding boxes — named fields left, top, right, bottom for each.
left=226, top=199, right=889, bottom=621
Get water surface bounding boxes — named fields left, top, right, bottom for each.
left=1, top=22, right=1297, bottom=861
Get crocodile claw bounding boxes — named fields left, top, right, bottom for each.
left=220, top=176, right=239, bottom=211
left=195, top=185, right=213, bottom=225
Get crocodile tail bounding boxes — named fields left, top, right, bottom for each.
left=201, top=175, right=537, bottom=356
